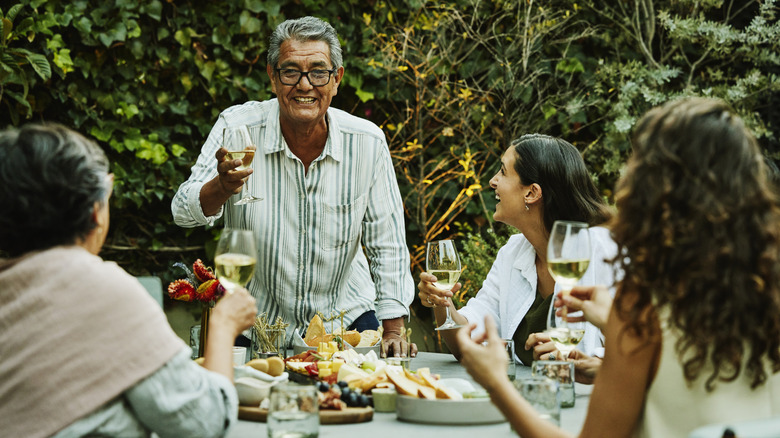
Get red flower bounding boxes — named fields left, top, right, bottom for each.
left=193, top=259, right=216, bottom=283
left=168, top=279, right=196, bottom=302
left=195, top=279, right=221, bottom=302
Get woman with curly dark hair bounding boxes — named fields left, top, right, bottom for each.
left=456, top=97, right=780, bottom=437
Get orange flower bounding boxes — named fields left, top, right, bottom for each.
left=168, top=279, right=196, bottom=302
left=193, top=259, right=216, bottom=283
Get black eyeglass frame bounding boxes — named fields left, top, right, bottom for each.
left=274, top=67, right=338, bottom=87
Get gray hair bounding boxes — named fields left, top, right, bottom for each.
left=267, top=16, right=342, bottom=69
left=0, top=123, right=110, bottom=256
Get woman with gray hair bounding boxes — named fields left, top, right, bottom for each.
left=0, top=124, right=257, bottom=438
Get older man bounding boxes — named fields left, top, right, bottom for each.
left=172, top=16, right=415, bottom=357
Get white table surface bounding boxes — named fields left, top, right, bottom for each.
left=227, top=352, right=590, bottom=437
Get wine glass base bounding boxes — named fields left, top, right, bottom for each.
left=435, top=322, right=464, bottom=331
left=234, top=195, right=263, bottom=205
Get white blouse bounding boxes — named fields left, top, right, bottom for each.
left=458, top=227, right=619, bottom=364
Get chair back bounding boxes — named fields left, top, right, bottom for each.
left=136, top=276, right=163, bottom=307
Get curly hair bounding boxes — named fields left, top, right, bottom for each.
left=612, top=97, right=780, bottom=390
left=0, top=124, right=110, bottom=257
left=512, top=134, right=613, bottom=232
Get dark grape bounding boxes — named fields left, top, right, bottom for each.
left=358, top=394, right=370, bottom=408
left=317, top=381, right=330, bottom=392
left=347, top=391, right=359, bottom=407
left=340, top=388, right=351, bottom=402
left=337, top=380, right=349, bottom=388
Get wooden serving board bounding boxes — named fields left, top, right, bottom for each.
left=238, top=406, right=373, bottom=424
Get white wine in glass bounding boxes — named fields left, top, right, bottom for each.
left=215, top=229, right=258, bottom=293
left=426, top=240, right=463, bottom=331
left=224, top=125, right=262, bottom=205
left=545, top=220, right=590, bottom=357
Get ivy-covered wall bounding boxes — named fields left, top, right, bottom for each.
left=3, top=0, right=778, bottom=349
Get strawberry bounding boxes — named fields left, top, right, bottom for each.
left=167, top=279, right=195, bottom=302
left=192, top=259, right=216, bottom=283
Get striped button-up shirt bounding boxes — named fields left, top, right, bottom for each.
left=172, top=99, right=414, bottom=341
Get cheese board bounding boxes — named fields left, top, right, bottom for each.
left=238, top=406, right=374, bottom=424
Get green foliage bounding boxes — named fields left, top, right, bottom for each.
left=453, top=223, right=513, bottom=308
left=1, top=0, right=778, bottom=348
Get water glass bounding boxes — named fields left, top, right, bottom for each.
left=503, top=339, right=517, bottom=381
left=514, top=376, right=560, bottom=426
left=232, top=346, right=247, bottom=366
left=531, top=360, right=575, bottom=408
left=267, top=383, right=319, bottom=438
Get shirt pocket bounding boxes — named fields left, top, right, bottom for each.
left=320, top=193, right=368, bottom=251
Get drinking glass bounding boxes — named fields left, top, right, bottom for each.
left=223, top=125, right=262, bottom=205
left=214, top=229, right=257, bottom=293
left=515, top=376, right=560, bottom=426
left=546, top=220, right=590, bottom=358
left=532, top=360, right=576, bottom=408
left=267, top=383, right=319, bottom=438
left=426, top=240, right=463, bottom=331
left=503, top=339, right=517, bottom=381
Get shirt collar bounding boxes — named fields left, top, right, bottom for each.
left=263, top=101, right=342, bottom=163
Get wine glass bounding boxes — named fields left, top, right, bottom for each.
left=214, top=229, right=257, bottom=293
left=223, top=125, right=262, bottom=205
left=426, top=240, right=463, bottom=331
left=546, top=220, right=590, bottom=359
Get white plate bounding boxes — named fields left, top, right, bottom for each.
left=395, top=381, right=505, bottom=425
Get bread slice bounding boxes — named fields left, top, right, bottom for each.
left=304, top=314, right=325, bottom=346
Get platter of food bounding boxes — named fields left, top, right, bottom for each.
left=237, top=406, right=373, bottom=424
left=385, top=370, right=506, bottom=425
left=292, top=314, right=382, bottom=356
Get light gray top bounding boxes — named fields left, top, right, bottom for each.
left=53, top=348, right=237, bottom=438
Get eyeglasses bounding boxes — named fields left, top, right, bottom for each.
left=274, top=67, right=337, bottom=87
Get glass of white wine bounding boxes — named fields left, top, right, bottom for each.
left=546, top=220, right=590, bottom=359
left=426, top=239, right=463, bottom=331
left=223, top=125, right=262, bottom=205
left=214, top=229, right=257, bottom=293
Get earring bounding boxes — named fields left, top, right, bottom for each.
left=525, top=201, right=529, bottom=211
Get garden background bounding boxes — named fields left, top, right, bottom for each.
left=2, top=0, right=778, bottom=351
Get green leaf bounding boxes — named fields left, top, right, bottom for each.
left=2, top=18, right=12, bottom=45
left=542, top=104, right=557, bottom=120
left=174, top=29, right=191, bottom=46
left=244, top=0, right=265, bottom=13
left=556, top=58, right=585, bottom=74
left=239, top=10, right=261, bottom=34
left=25, top=53, right=51, bottom=80
left=142, top=0, right=163, bottom=21
left=355, top=88, right=374, bottom=102
left=7, top=4, right=23, bottom=22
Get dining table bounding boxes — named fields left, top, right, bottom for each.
left=227, top=351, right=591, bottom=437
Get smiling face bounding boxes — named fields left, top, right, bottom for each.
left=267, top=39, right=344, bottom=131
left=489, top=147, right=528, bottom=228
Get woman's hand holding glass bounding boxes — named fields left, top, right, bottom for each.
left=425, top=240, right=464, bottom=331
left=418, top=271, right=460, bottom=307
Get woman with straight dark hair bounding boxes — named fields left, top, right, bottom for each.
left=457, top=97, right=780, bottom=437
left=418, top=134, right=616, bottom=364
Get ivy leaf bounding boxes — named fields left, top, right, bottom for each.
left=355, top=88, right=374, bottom=103
left=239, top=10, right=261, bottom=34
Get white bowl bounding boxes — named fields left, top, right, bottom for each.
left=235, top=377, right=276, bottom=406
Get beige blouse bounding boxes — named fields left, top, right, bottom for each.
left=636, top=307, right=780, bottom=437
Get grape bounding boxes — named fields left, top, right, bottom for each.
left=347, top=392, right=358, bottom=407
left=337, top=380, right=349, bottom=389
left=317, top=381, right=330, bottom=392
left=340, top=388, right=351, bottom=402
left=358, top=394, right=370, bottom=408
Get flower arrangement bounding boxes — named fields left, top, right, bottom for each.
left=167, top=259, right=225, bottom=306
left=168, top=259, right=225, bottom=358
